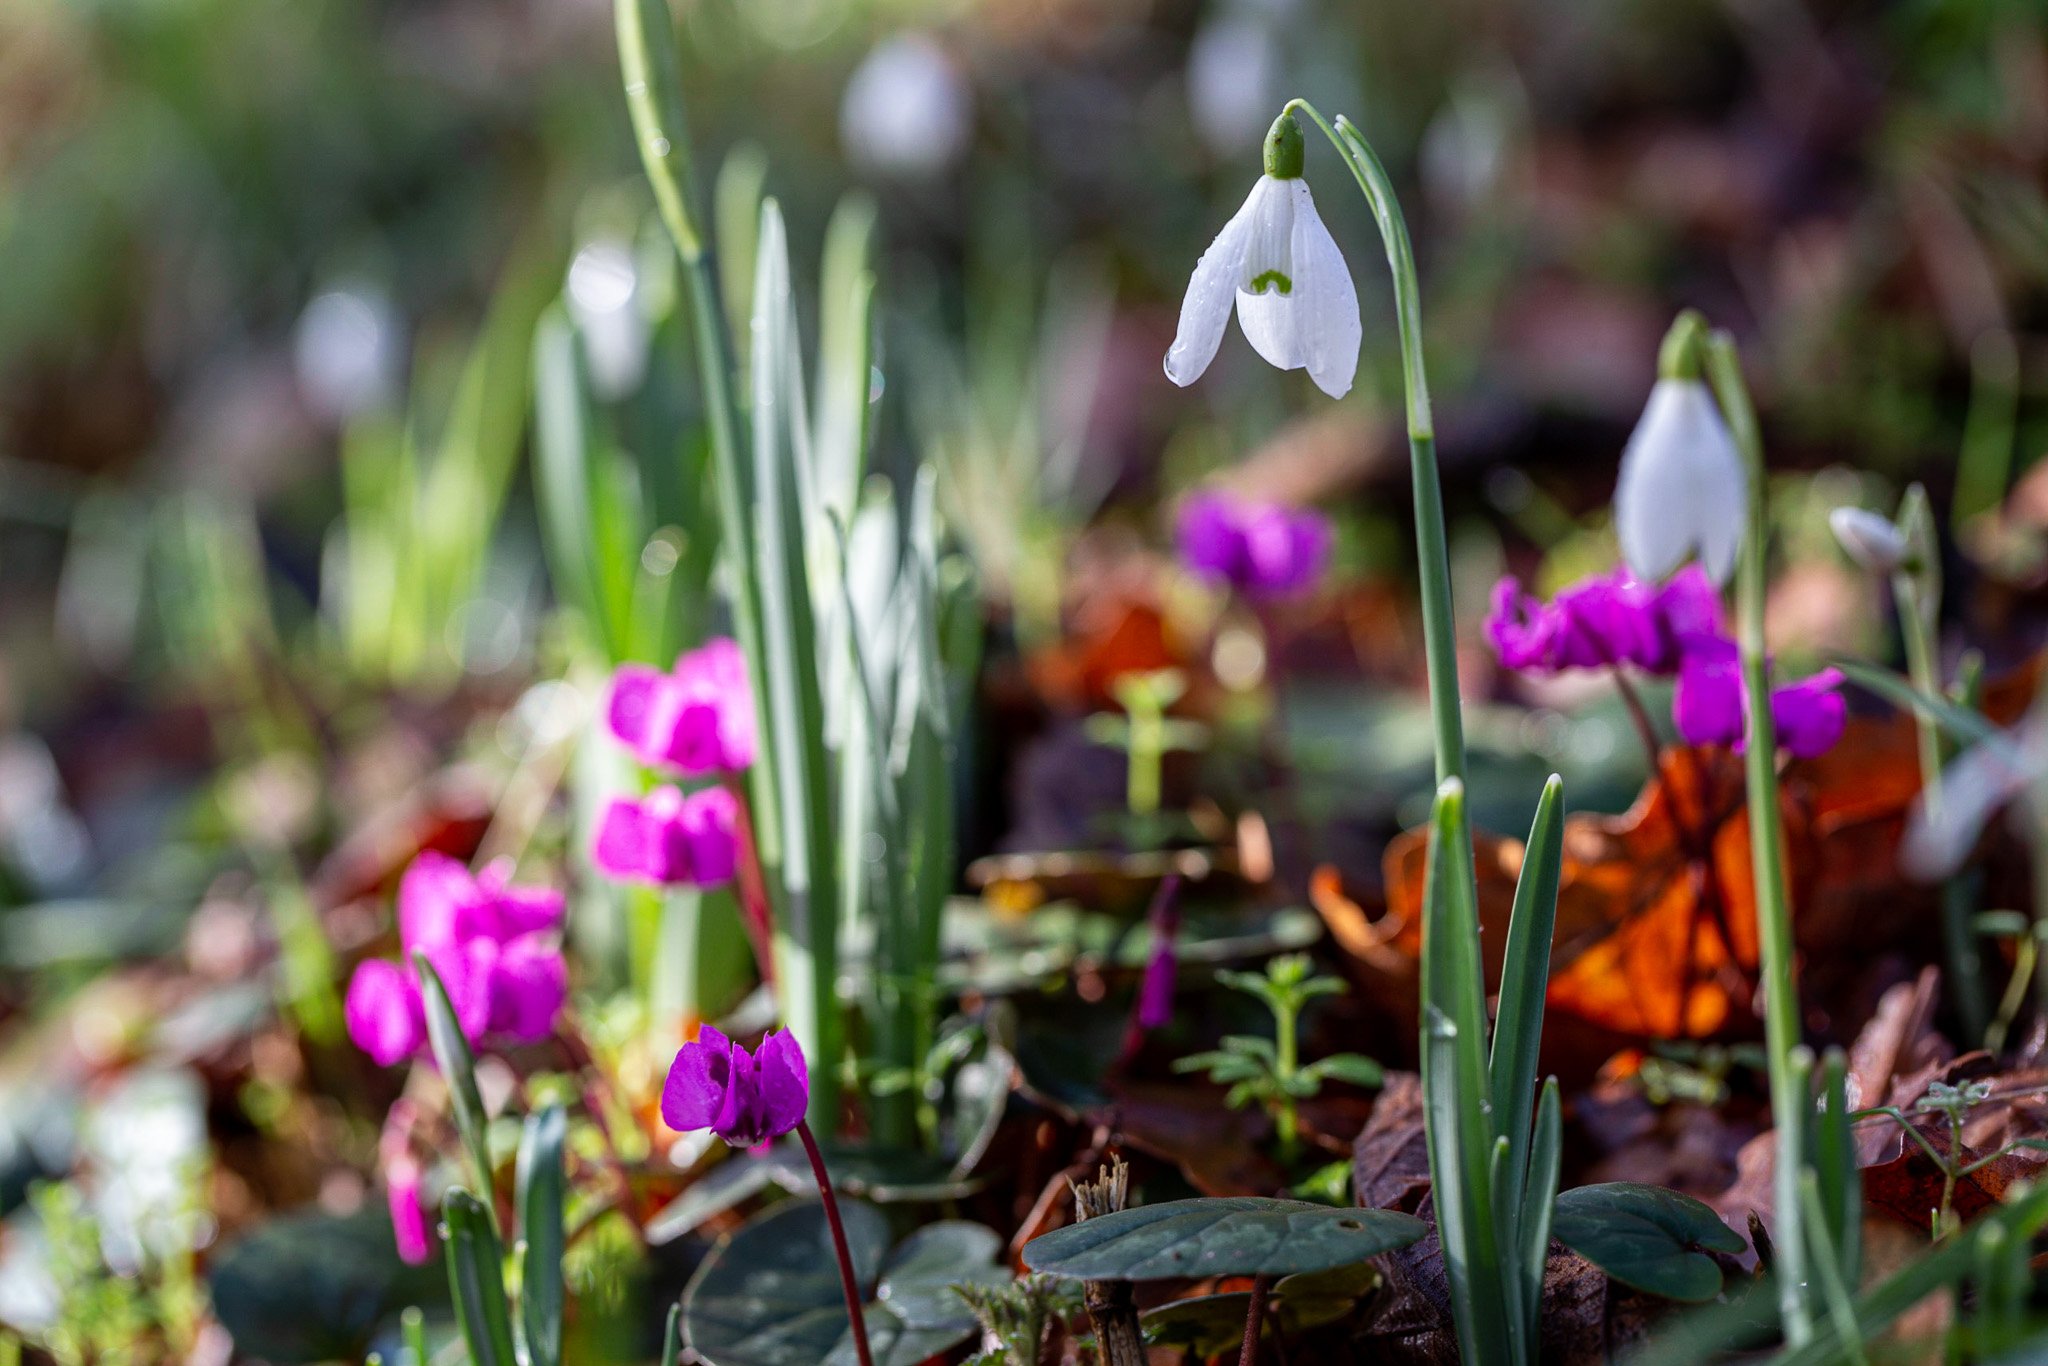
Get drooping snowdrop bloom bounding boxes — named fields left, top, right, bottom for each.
left=344, top=852, right=568, bottom=1063
left=662, top=1026, right=809, bottom=1148
left=1828, top=506, right=1910, bottom=576
left=592, top=784, right=740, bottom=889
left=1175, top=490, right=1332, bottom=598
left=1613, top=316, right=1746, bottom=585
left=1165, top=113, right=1362, bottom=400
left=294, top=283, right=399, bottom=420
left=1902, top=717, right=2048, bottom=882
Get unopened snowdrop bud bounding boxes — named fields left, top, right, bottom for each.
left=840, top=34, right=971, bottom=179
left=1165, top=111, right=1361, bottom=399
left=1613, top=311, right=1746, bottom=585
left=567, top=239, right=650, bottom=399
left=1828, top=506, right=1909, bottom=575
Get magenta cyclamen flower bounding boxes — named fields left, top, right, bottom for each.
left=662, top=1025, right=809, bottom=1147
left=344, top=852, right=568, bottom=1065
left=592, top=785, right=739, bottom=888
left=607, top=637, right=757, bottom=775
left=1486, top=565, right=1722, bottom=677
left=379, top=1101, right=433, bottom=1265
left=1673, top=637, right=1846, bottom=759
left=1176, top=491, right=1333, bottom=599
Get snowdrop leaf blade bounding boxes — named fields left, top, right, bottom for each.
left=1165, top=188, right=1259, bottom=387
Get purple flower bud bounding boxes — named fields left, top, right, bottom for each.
left=661, top=1025, right=810, bottom=1147
left=1487, top=566, right=1725, bottom=678
left=1672, top=638, right=1845, bottom=759
left=1771, top=668, right=1847, bottom=760
left=1175, top=491, right=1332, bottom=599
left=592, top=785, right=741, bottom=889
left=1137, top=938, right=1177, bottom=1030
left=603, top=639, right=758, bottom=775
left=348, top=853, right=568, bottom=1065
left=1672, top=636, right=1745, bottom=749
left=345, top=959, right=425, bottom=1066
left=387, top=1168, right=432, bottom=1266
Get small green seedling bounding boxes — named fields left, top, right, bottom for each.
left=1173, top=953, right=1382, bottom=1159
left=1086, top=669, right=1210, bottom=850
left=1854, top=1080, right=2048, bottom=1240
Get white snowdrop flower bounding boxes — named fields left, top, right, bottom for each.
left=840, top=34, right=971, bottom=179
left=293, top=284, right=397, bottom=420
left=567, top=238, right=649, bottom=399
left=1164, top=113, right=1361, bottom=400
left=1187, top=12, right=1279, bottom=160
left=1613, top=316, right=1746, bottom=585
left=1901, top=717, right=2048, bottom=882
left=1828, top=505, right=1910, bottom=575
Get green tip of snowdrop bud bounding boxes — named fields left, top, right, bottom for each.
left=1656, top=309, right=1711, bottom=382
left=1828, top=506, right=1909, bottom=575
left=1263, top=112, right=1305, bottom=179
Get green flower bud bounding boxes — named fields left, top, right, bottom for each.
left=1263, top=112, right=1305, bottom=180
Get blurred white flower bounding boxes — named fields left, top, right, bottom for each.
left=1187, top=13, right=1278, bottom=159
left=1829, top=505, right=1909, bottom=575
left=840, top=34, right=971, bottom=178
left=1165, top=173, right=1361, bottom=399
left=567, top=238, right=649, bottom=399
left=292, top=284, right=398, bottom=420
left=1614, top=377, right=1746, bottom=585
left=1902, top=717, right=2048, bottom=882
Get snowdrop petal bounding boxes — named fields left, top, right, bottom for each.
left=1234, top=179, right=1304, bottom=372
left=1615, top=379, right=1746, bottom=585
left=1902, top=727, right=2043, bottom=881
left=1165, top=188, right=1260, bottom=387
left=1287, top=183, right=1361, bottom=399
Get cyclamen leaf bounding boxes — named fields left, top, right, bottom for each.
left=1550, top=1182, right=1744, bottom=1303
left=1021, top=1197, right=1426, bottom=1281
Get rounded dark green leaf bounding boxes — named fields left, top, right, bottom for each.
left=208, top=1206, right=446, bottom=1363
left=682, top=1199, right=1003, bottom=1366
left=1021, top=1197, right=1426, bottom=1281
left=1550, top=1182, right=1745, bottom=1303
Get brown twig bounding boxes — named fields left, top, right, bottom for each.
left=1069, top=1159, right=1145, bottom=1366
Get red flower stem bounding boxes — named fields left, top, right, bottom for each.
left=797, top=1120, right=874, bottom=1366
left=721, top=770, right=778, bottom=990
left=1239, top=1274, right=1271, bottom=1366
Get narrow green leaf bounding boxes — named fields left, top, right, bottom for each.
left=1418, top=779, right=1511, bottom=1363
left=750, top=199, right=842, bottom=1131
left=1797, top=1172, right=1868, bottom=1366
left=1830, top=658, right=2000, bottom=747
left=660, top=1302, right=683, bottom=1366
left=1520, top=1078, right=1562, bottom=1340
left=1490, top=773, right=1563, bottom=1219
left=516, top=1105, right=568, bottom=1366
left=531, top=309, right=610, bottom=654
left=443, top=1188, right=519, bottom=1366
left=1809, top=1048, right=1859, bottom=1290
left=414, top=954, right=494, bottom=1212
left=615, top=0, right=703, bottom=262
